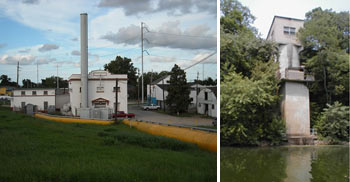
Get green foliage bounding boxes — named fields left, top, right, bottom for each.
left=220, top=0, right=255, bottom=34
left=41, top=76, right=68, bottom=88
left=194, top=77, right=217, bottom=85
left=166, top=64, right=191, bottom=114
left=315, top=102, right=349, bottom=143
left=0, top=75, right=18, bottom=87
left=104, top=56, right=138, bottom=85
left=298, top=8, right=349, bottom=107
left=220, top=0, right=284, bottom=146
left=221, top=61, right=285, bottom=146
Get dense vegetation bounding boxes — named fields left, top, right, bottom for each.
left=0, top=107, right=216, bottom=181
left=220, top=0, right=285, bottom=146
left=221, top=0, right=349, bottom=145
left=166, top=64, right=192, bottom=114
left=298, top=8, right=349, bottom=141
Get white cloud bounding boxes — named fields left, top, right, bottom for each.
left=0, top=54, right=36, bottom=65
left=149, top=56, right=175, bottom=63
left=38, top=44, right=59, bottom=52
left=100, top=21, right=216, bottom=50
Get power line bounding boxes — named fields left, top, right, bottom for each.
left=146, top=31, right=216, bottom=39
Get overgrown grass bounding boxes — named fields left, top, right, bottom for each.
left=0, top=107, right=216, bottom=182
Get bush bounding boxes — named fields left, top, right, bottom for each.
left=315, top=102, right=349, bottom=143
left=221, top=61, right=286, bottom=146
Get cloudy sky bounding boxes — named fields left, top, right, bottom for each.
left=0, top=0, right=217, bottom=84
left=239, top=0, right=349, bottom=38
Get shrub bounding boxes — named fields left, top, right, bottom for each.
left=315, top=102, right=349, bottom=143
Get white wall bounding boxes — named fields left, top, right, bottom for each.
left=197, top=88, right=217, bottom=117
left=12, top=89, right=55, bottom=111
left=69, top=71, right=128, bottom=116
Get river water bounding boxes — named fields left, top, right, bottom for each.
left=221, top=145, right=349, bottom=182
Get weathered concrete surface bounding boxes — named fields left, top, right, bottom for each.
left=281, top=82, right=311, bottom=137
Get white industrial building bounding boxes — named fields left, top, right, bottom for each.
left=267, top=16, right=314, bottom=144
left=69, top=70, right=128, bottom=117
left=197, top=87, right=217, bottom=117
left=11, top=88, right=56, bottom=112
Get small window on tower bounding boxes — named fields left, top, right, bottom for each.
left=44, top=91, right=48, bottom=95
left=21, top=91, right=25, bottom=95
left=32, top=91, right=36, bottom=95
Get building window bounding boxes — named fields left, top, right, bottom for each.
left=113, top=87, right=120, bottom=92
left=283, top=26, right=296, bottom=35
left=96, top=87, right=104, bottom=93
left=32, top=91, right=36, bottom=95
left=44, top=91, right=48, bottom=95
left=21, top=91, right=25, bottom=95
left=80, top=87, right=81, bottom=93
left=205, top=92, right=208, bottom=100
left=212, top=104, right=215, bottom=109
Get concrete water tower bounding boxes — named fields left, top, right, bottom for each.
left=267, top=16, right=314, bottom=144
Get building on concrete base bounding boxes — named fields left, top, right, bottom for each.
left=267, top=16, right=314, bottom=144
left=68, top=70, right=128, bottom=117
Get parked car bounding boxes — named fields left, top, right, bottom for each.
left=143, top=104, right=161, bottom=110
left=112, top=111, right=135, bottom=118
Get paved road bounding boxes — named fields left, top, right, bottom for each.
left=128, top=104, right=214, bottom=127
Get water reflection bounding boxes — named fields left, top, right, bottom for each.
left=221, top=146, right=349, bottom=182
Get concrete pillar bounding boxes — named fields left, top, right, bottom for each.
left=80, top=13, right=88, bottom=108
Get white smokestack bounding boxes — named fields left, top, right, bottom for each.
left=80, top=13, right=88, bottom=108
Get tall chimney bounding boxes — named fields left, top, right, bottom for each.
left=80, top=13, right=88, bottom=108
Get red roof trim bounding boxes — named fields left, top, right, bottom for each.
left=69, top=78, right=128, bottom=81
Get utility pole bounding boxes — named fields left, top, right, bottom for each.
left=37, top=62, right=39, bottom=85
left=162, top=79, right=165, bottom=112
left=150, top=70, right=152, bottom=105
left=137, top=69, right=140, bottom=105
left=196, top=71, right=199, bottom=114
left=202, top=63, right=204, bottom=80
left=16, top=62, right=19, bottom=87
left=141, top=22, right=144, bottom=104
left=115, top=80, right=118, bottom=123
left=56, top=64, right=59, bottom=89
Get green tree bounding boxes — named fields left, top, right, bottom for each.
left=104, top=56, right=137, bottom=85
left=220, top=0, right=284, bottom=146
left=41, top=76, right=68, bottom=88
left=166, top=64, right=191, bottom=114
left=315, top=102, right=349, bottom=143
left=221, top=61, right=285, bottom=146
left=0, top=75, right=17, bottom=87
left=298, top=8, right=349, bottom=107
left=22, top=79, right=36, bottom=88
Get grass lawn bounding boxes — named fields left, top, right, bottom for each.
left=0, top=107, right=216, bottom=182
